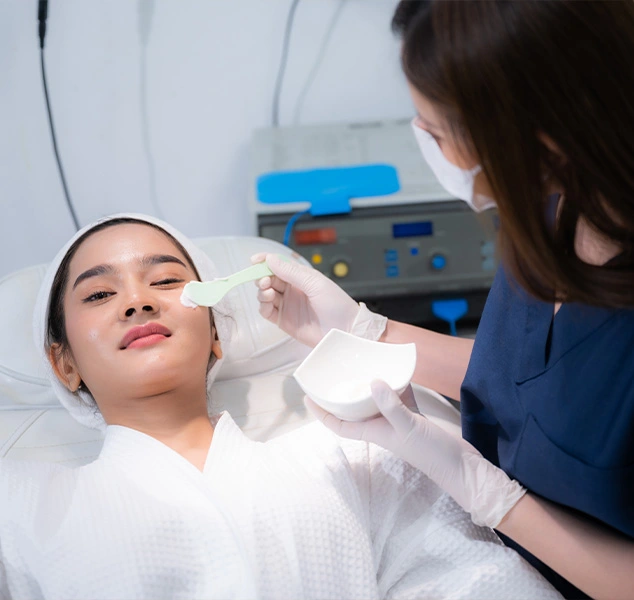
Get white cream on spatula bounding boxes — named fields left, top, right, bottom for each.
left=180, top=293, right=199, bottom=309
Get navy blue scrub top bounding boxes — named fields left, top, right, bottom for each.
left=461, top=265, right=634, bottom=599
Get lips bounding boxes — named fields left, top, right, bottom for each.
left=120, top=323, right=172, bottom=349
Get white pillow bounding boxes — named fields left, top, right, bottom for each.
left=0, top=264, right=52, bottom=407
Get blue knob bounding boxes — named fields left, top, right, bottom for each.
left=431, top=254, right=446, bottom=270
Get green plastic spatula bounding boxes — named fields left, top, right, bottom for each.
left=181, top=261, right=276, bottom=307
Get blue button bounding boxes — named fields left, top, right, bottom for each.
left=386, top=265, right=399, bottom=278
left=410, top=247, right=419, bottom=256
left=385, top=249, right=398, bottom=262
left=431, top=254, right=446, bottom=270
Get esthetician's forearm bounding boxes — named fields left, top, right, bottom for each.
left=380, top=320, right=474, bottom=401
left=497, top=493, right=634, bottom=600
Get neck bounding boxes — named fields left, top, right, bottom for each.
left=574, top=216, right=621, bottom=266
left=102, top=385, right=215, bottom=471
left=551, top=189, right=622, bottom=265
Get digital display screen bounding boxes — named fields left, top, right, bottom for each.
left=294, top=227, right=337, bottom=246
left=392, top=221, right=433, bottom=238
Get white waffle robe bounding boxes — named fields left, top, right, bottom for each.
left=0, top=413, right=561, bottom=600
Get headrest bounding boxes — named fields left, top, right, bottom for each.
left=0, top=236, right=310, bottom=411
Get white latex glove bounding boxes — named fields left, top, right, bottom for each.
left=305, top=380, right=526, bottom=529
left=251, top=252, right=387, bottom=347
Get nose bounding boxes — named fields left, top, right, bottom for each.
left=119, top=288, right=159, bottom=320
left=123, top=303, right=157, bottom=318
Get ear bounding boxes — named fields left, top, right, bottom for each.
left=211, top=327, right=223, bottom=360
left=49, top=343, right=82, bottom=392
left=211, top=339, right=223, bottom=361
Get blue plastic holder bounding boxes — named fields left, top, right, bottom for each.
left=431, top=299, right=469, bottom=337
left=256, top=164, right=400, bottom=216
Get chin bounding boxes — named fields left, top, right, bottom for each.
left=140, top=363, right=207, bottom=391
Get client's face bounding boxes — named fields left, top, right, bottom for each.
left=53, top=223, right=217, bottom=413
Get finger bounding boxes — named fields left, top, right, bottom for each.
left=269, top=276, right=287, bottom=294
left=304, top=397, right=339, bottom=429
left=371, top=380, right=418, bottom=433
left=252, top=254, right=289, bottom=293
left=256, top=273, right=287, bottom=294
left=250, top=252, right=267, bottom=265
left=257, top=287, right=277, bottom=304
left=259, top=302, right=276, bottom=321
left=304, top=396, right=329, bottom=421
left=304, top=397, right=362, bottom=440
left=255, top=275, right=272, bottom=290
left=304, top=397, right=383, bottom=443
left=257, top=291, right=282, bottom=314
left=265, top=253, right=314, bottom=292
left=400, top=384, right=419, bottom=413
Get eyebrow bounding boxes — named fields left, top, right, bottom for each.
left=140, top=254, right=188, bottom=271
left=72, top=254, right=189, bottom=290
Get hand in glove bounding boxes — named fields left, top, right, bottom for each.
left=251, top=253, right=387, bottom=347
left=305, top=380, right=526, bottom=528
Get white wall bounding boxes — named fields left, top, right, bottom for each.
left=0, top=0, right=413, bottom=277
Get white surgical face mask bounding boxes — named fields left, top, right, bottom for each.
left=411, top=119, right=496, bottom=213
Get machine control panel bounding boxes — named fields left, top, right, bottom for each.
left=250, top=120, right=497, bottom=329
left=258, top=201, right=499, bottom=303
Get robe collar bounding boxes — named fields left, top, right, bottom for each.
left=97, top=411, right=246, bottom=479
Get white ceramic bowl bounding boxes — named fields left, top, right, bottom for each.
left=293, top=329, right=417, bottom=421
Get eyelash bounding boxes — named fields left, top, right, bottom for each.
left=83, top=291, right=112, bottom=303
left=152, top=278, right=184, bottom=287
left=82, top=278, right=185, bottom=303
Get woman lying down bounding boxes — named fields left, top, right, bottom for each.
left=0, top=214, right=561, bottom=600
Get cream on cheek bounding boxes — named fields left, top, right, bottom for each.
left=61, top=292, right=111, bottom=382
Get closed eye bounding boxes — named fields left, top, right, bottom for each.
left=151, top=278, right=185, bottom=287
left=83, top=290, right=114, bottom=303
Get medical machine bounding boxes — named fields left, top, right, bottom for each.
left=249, top=119, right=499, bottom=331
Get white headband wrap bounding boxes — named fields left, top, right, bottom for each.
left=32, top=213, right=233, bottom=432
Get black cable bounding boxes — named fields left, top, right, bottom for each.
left=293, top=0, right=346, bottom=124
left=40, top=49, right=80, bottom=231
left=272, top=0, right=301, bottom=127
left=38, top=0, right=48, bottom=47
left=39, top=0, right=80, bottom=231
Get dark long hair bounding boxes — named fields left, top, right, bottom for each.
left=393, top=0, right=634, bottom=307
